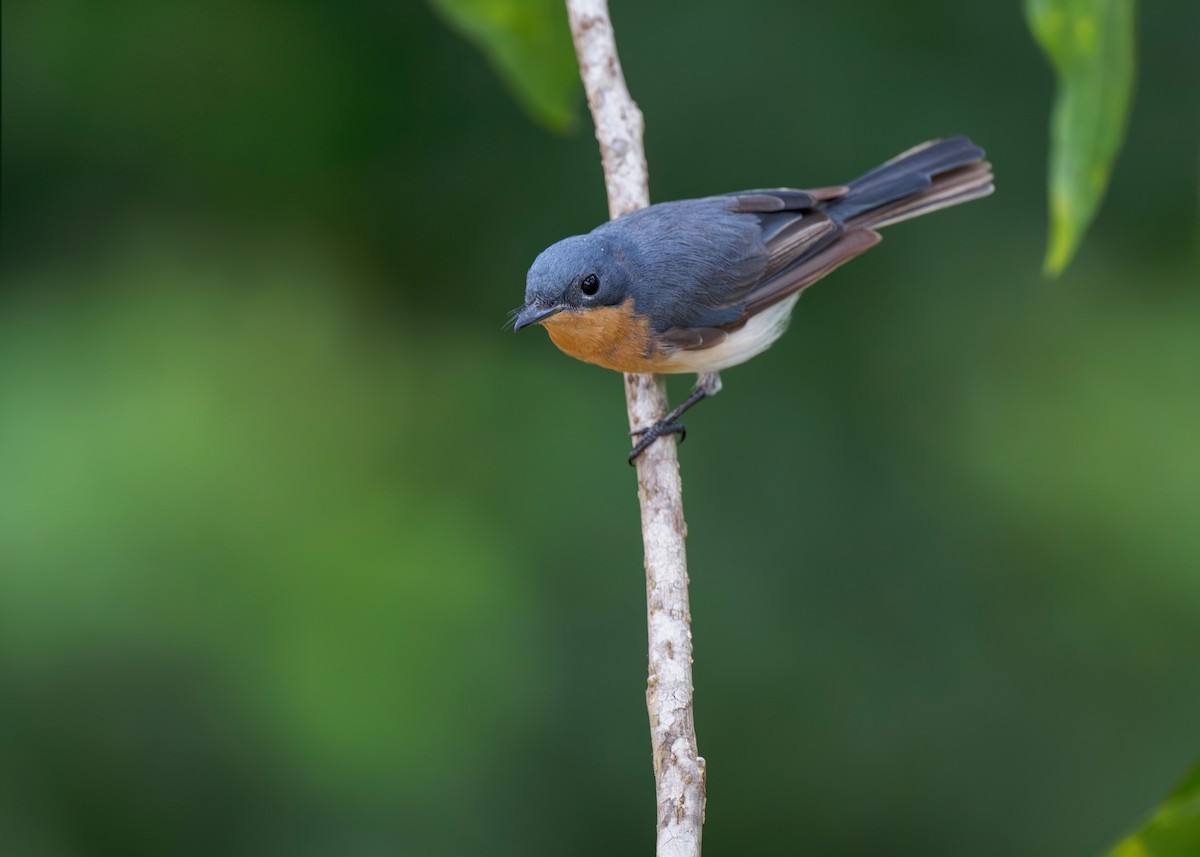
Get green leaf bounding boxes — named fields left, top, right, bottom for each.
left=1025, top=0, right=1136, bottom=275
left=1102, top=760, right=1200, bottom=857
left=428, top=0, right=580, bottom=132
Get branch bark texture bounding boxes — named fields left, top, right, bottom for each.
left=564, top=2, right=705, bottom=855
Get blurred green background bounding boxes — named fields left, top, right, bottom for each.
left=2, top=1, right=1198, bottom=855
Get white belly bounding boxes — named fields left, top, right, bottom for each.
left=659, top=293, right=801, bottom=374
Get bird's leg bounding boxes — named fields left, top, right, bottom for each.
left=628, top=372, right=722, bottom=464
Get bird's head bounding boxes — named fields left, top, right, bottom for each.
left=513, top=234, right=632, bottom=331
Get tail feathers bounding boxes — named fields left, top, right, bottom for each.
left=855, top=160, right=994, bottom=228
left=826, top=136, right=993, bottom=229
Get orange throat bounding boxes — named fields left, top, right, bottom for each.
left=540, top=300, right=664, bottom=374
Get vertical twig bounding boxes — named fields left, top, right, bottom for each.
left=564, top=2, right=705, bottom=855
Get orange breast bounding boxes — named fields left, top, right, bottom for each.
left=541, top=300, right=669, bottom=373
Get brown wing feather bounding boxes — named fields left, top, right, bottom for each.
left=739, top=228, right=882, bottom=321
left=806, top=185, right=850, bottom=201
left=728, top=189, right=845, bottom=277
left=727, top=188, right=880, bottom=328
left=659, top=326, right=730, bottom=352
left=730, top=190, right=819, bottom=212
left=760, top=214, right=837, bottom=276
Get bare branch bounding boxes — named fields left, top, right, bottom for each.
left=564, top=2, right=705, bottom=855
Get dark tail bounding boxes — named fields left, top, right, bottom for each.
left=825, top=136, right=993, bottom=229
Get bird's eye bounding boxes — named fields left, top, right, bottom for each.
left=580, top=274, right=600, bottom=296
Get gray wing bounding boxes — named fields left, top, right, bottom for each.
left=660, top=136, right=993, bottom=349
left=662, top=188, right=879, bottom=348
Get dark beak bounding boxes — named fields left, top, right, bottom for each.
left=513, top=302, right=563, bottom=331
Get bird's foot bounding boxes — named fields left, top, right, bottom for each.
left=628, top=419, right=687, bottom=464
left=625, top=373, right=719, bottom=464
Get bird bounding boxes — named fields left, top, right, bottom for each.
left=513, top=136, right=993, bottom=462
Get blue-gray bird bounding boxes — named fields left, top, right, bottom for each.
left=514, top=136, right=994, bottom=461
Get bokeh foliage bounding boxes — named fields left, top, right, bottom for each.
left=1104, top=761, right=1200, bottom=857
left=1026, top=0, right=1136, bottom=274
left=427, top=0, right=580, bottom=131
left=2, top=1, right=1197, bottom=856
